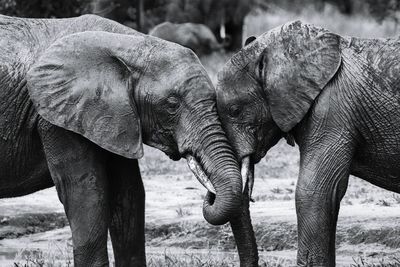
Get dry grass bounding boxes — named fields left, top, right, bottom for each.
left=351, top=257, right=400, bottom=267
left=12, top=247, right=294, bottom=267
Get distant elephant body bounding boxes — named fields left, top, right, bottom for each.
left=0, top=14, right=244, bottom=266
left=217, top=21, right=400, bottom=266
left=90, top=0, right=252, bottom=51
left=149, top=22, right=223, bottom=55
left=166, top=0, right=253, bottom=51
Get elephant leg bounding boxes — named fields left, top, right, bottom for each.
left=230, top=183, right=258, bottom=267
left=107, top=155, right=146, bottom=267
left=296, top=140, right=353, bottom=267
left=38, top=122, right=109, bottom=267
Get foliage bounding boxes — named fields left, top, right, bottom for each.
left=366, top=0, right=400, bottom=23
left=0, top=0, right=90, bottom=18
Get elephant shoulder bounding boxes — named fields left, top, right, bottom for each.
left=72, top=14, right=142, bottom=36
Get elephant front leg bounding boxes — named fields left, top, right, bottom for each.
left=296, top=139, right=353, bottom=267
left=39, top=124, right=110, bottom=267
left=107, top=156, right=146, bottom=267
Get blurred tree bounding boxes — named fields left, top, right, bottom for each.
left=92, top=0, right=136, bottom=28
left=366, top=0, right=400, bottom=24
left=0, top=0, right=89, bottom=18
left=91, top=0, right=164, bottom=32
left=327, top=0, right=353, bottom=14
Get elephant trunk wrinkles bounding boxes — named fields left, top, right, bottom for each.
left=230, top=164, right=258, bottom=267
left=192, top=120, right=243, bottom=226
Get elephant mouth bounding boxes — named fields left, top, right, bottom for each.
left=186, top=155, right=216, bottom=194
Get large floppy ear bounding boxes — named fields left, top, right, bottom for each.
left=263, top=21, right=341, bottom=132
left=27, top=31, right=148, bottom=159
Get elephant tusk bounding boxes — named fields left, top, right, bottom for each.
left=241, top=156, right=255, bottom=202
left=241, top=156, right=250, bottom=194
left=248, top=161, right=255, bottom=202
left=186, top=155, right=216, bottom=195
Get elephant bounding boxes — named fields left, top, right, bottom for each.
left=0, top=14, right=245, bottom=266
left=216, top=20, right=400, bottom=266
left=149, top=22, right=226, bottom=56
left=90, top=0, right=253, bottom=51
left=166, top=0, right=254, bottom=51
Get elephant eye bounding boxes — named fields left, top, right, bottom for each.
left=166, top=96, right=180, bottom=114
left=229, top=104, right=241, bottom=118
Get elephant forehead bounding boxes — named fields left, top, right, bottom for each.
left=222, top=20, right=329, bottom=73
left=216, top=75, right=255, bottom=108
left=184, top=76, right=216, bottom=100
left=145, top=47, right=203, bottom=85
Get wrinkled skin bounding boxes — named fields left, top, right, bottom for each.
left=0, top=14, right=243, bottom=267
left=149, top=22, right=225, bottom=56
left=217, top=20, right=400, bottom=266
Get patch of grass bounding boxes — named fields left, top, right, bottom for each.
left=351, top=256, right=400, bottom=267
left=147, top=251, right=235, bottom=267
left=146, top=222, right=236, bottom=250
left=12, top=247, right=295, bottom=267
left=148, top=251, right=295, bottom=267
left=343, top=226, right=400, bottom=249
left=256, top=223, right=297, bottom=251
left=270, top=187, right=283, bottom=194
left=392, top=194, right=400, bottom=204
left=175, top=207, right=192, bottom=217
left=13, top=242, right=72, bottom=267
left=361, top=197, right=375, bottom=204
left=8, top=219, right=400, bottom=266
left=0, top=213, right=68, bottom=240
left=377, top=199, right=391, bottom=207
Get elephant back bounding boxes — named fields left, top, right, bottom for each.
left=340, top=36, right=400, bottom=93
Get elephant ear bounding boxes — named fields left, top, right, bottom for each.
left=263, top=21, right=341, bottom=132
left=27, top=31, right=147, bottom=159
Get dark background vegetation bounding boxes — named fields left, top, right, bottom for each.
left=0, top=0, right=399, bottom=50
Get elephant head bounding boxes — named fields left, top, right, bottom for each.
left=26, top=31, right=243, bottom=225
left=217, top=20, right=341, bottom=192
left=216, top=20, right=341, bottom=263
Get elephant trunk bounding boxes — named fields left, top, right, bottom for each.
left=186, top=122, right=243, bottom=226
left=230, top=158, right=258, bottom=266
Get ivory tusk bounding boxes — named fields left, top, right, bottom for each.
left=248, top=161, right=255, bottom=202
left=241, top=156, right=250, bottom=194
left=241, top=156, right=255, bottom=202
left=186, top=155, right=216, bottom=195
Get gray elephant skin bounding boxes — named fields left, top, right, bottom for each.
left=0, top=14, right=245, bottom=266
left=149, top=22, right=224, bottom=56
left=217, top=20, right=400, bottom=266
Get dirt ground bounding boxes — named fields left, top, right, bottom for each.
left=1, top=142, right=400, bottom=266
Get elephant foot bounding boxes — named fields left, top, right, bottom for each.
left=297, top=252, right=335, bottom=267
